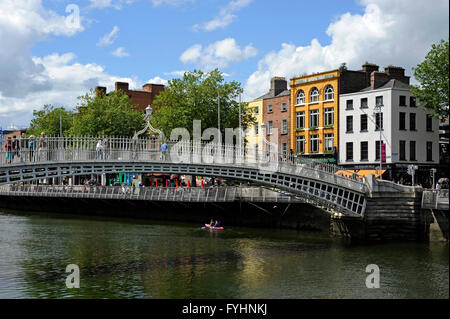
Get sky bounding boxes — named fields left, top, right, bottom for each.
left=0, top=0, right=449, bottom=129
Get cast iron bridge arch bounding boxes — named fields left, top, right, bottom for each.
left=0, top=137, right=368, bottom=217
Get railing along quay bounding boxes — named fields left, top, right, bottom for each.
left=421, top=189, right=449, bottom=210
left=0, top=185, right=303, bottom=203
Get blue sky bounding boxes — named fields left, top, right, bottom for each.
left=0, top=0, right=448, bottom=128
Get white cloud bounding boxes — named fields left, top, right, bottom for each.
left=147, top=77, right=168, bottom=85
left=180, top=38, right=258, bottom=70
left=0, top=52, right=139, bottom=126
left=244, top=0, right=449, bottom=100
left=88, top=0, right=134, bottom=10
left=0, top=0, right=83, bottom=100
left=193, top=0, right=253, bottom=32
left=111, top=47, right=130, bottom=57
left=97, top=26, right=119, bottom=46
left=151, top=0, right=193, bottom=7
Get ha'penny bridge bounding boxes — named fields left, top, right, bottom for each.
left=0, top=136, right=447, bottom=241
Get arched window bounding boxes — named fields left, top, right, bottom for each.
left=296, top=90, right=305, bottom=105
left=310, top=87, right=319, bottom=103
left=324, top=85, right=334, bottom=101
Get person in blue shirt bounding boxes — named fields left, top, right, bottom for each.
left=160, top=142, right=168, bottom=161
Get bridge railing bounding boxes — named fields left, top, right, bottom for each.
left=422, top=189, right=449, bottom=210
left=0, top=184, right=302, bottom=203
left=0, top=136, right=366, bottom=187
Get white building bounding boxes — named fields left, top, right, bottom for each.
left=339, top=78, right=440, bottom=181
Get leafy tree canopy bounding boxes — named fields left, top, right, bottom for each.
left=151, top=69, right=255, bottom=141
left=28, top=104, right=75, bottom=137
left=411, top=39, right=449, bottom=120
left=73, top=89, right=146, bottom=137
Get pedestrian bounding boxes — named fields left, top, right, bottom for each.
left=5, top=137, right=12, bottom=164
left=103, top=137, right=110, bottom=159
left=96, top=138, right=104, bottom=160
left=28, top=135, right=36, bottom=162
left=39, top=132, right=46, bottom=161
left=12, top=136, right=19, bottom=162
left=160, top=142, right=168, bottom=161
left=20, top=133, right=28, bottom=162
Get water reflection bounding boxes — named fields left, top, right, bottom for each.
left=0, top=210, right=448, bottom=299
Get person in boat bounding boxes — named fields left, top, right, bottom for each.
left=209, top=219, right=215, bottom=227
left=213, top=220, right=221, bottom=227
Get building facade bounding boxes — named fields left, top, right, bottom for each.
left=245, top=98, right=263, bottom=158
left=339, top=76, right=440, bottom=184
left=96, top=82, right=165, bottom=113
left=290, top=70, right=340, bottom=163
left=261, top=77, right=291, bottom=158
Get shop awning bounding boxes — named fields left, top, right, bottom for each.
left=335, top=169, right=386, bottom=178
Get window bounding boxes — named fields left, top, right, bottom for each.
left=399, top=95, right=406, bottom=106
left=360, top=98, right=368, bottom=109
left=324, top=133, right=334, bottom=152
left=410, top=141, right=416, bottom=161
left=375, top=113, right=383, bottom=131
left=346, top=115, right=353, bottom=133
left=296, top=136, right=305, bottom=154
left=268, top=121, right=273, bottom=135
left=296, top=90, right=305, bottom=105
left=281, top=119, right=288, bottom=134
left=310, top=87, right=319, bottom=103
left=296, top=111, right=304, bottom=129
left=268, top=104, right=273, bottom=113
left=324, top=108, right=334, bottom=126
left=254, top=144, right=259, bottom=160
left=360, top=141, right=368, bottom=161
left=399, top=140, right=406, bottom=161
left=346, top=99, right=354, bottom=110
left=399, top=112, right=406, bottom=130
left=426, top=114, right=433, bottom=132
left=310, top=109, right=319, bottom=128
left=427, top=142, right=433, bottom=161
left=409, top=113, right=416, bottom=131
left=282, top=143, right=287, bottom=156
left=254, top=123, right=259, bottom=136
left=410, top=96, right=416, bottom=107
left=281, top=103, right=287, bottom=112
left=376, top=96, right=383, bottom=107
left=310, top=134, right=319, bottom=153
left=346, top=142, right=353, bottom=161
left=254, top=106, right=259, bottom=114
left=360, top=114, right=368, bottom=132
left=375, top=140, right=383, bottom=161
left=324, top=85, right=334, bottom=101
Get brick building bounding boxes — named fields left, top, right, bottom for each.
left=95, top=82, right=165, bottom=113
left=258, top=77, right=291, bottom=158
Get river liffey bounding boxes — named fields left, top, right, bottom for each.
left=0, top=210, right=448, bottom=299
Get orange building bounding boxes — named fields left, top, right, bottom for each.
left=290, top=70, right=340, bottom=162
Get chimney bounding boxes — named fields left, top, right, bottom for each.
left=95, top=86, right=106, bottom=97
left=270, top=77, right=287, bottom=97
left=142, top=83, right=164, bottom=93
left=384, top=65, right=410, bottom=85
left=362, top=62, right=379, bottom=75
left=371, top=71, right=390, bottom=89
left=115, top=82, right=129, bottom=92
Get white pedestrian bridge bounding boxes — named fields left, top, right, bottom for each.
left=1, top=136, right=370, bottom=217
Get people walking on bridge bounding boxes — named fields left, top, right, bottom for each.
left=12, top=136, right=19, bottom=162
left=4, top=137, right=12, bottom=164
left=103, top=137, right=110, bottom=159
left=28, top=135, right=36, bottom=162
left=96, top=138, right=104, bottom=160
left=160, top=142, right=168, bottom=161
left=38, top=132, right=47, bottom=161
left=19, top=133, right=28, bottom=163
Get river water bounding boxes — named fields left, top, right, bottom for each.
left=0, top=209, right=448, bottom=299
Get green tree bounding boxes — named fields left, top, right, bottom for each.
left=411, top=39, right=449, bottom=119
left=151, top=69, right=255, bottom=140
left=73, top=89, right=146, bottom=137
left=28, top=105, right=75, bottom=137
